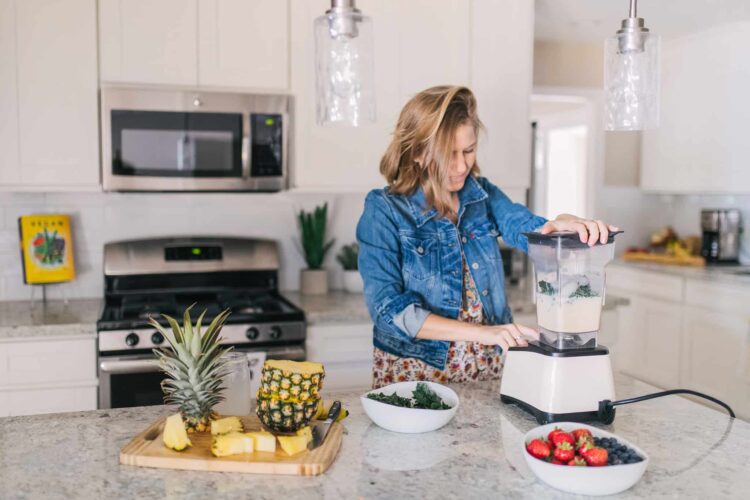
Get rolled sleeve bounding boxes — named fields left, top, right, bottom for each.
left=477, top=177, right=547, bottom=253
left=392, top=304, right=432, bottom=338
left=357, top=191, right=429, bottom=339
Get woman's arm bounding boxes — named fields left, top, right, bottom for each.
left=356, top=191, right=432, bottom=338
left=416, top=314, right=539, bottom=353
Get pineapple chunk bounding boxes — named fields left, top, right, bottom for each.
left=277, top=435, right=309, bottom=456
left=296, top=426, right=313, bottom=445
left=211, top=432, right=254, bottom=457
left=264, top=359, right=324, bottom=375
left=163, top=413, right=192, bottom=451
left=246, top=431, right=276, bottom=453
left=211, top=416, right=244, bottom=435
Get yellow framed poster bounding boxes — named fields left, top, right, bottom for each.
left=18, top=214, right=76, bottom=284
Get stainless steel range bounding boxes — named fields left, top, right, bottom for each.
left=96, top=236, right=306, bottom=409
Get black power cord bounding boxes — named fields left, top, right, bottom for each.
left=598, top=389, right=736, bottom=424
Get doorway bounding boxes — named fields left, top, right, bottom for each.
left=530, top=94, right=593, bottom=220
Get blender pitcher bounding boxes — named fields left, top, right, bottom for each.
left=524, top=231, right=621, bottom=350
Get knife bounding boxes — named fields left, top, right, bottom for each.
left=309, top=400, right=341, bottom=450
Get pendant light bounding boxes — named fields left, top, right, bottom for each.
left=604, top=0, right=660, bottom=131
left=314, top=0, right=375, bottom=127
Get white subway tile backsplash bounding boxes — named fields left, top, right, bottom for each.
left=0, top=190, right=364, bottom=300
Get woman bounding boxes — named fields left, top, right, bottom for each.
left=356, top=86, right=618, bottom=388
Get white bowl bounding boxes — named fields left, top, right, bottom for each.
left=523, top=422, right=649, bottom=496
left=360, top=381, right=459, bottom=433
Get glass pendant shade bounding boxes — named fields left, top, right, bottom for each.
left=604, top=30, right=661, bottom=131
left=314, top=8, right=375, bottom=127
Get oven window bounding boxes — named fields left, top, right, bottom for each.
left=111, top=110, right=242, bottom=177
left=109, top=372, right=165, bottom=408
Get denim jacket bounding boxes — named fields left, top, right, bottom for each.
left=356, top=175, right=547, bottom=370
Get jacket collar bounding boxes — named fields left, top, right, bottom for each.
left=405, top=175, right=488, bottom=227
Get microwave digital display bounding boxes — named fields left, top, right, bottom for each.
left=250, top=113, right=283, bottom=177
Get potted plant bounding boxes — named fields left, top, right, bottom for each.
left=297, top=203, right=335, bottom=295
left=336, top=243, right=363, bottom=293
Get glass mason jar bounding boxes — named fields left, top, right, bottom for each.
left=214, top=352, right=253, bottom=416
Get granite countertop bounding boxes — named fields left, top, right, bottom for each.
left=0, top=373, right=747, bottom=499
left=283, top=291, right=372, bottom=324
left=0, top=298, right=100, bottom=341
left=611, top=260, right=750, bottom=287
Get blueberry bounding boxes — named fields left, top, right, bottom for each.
left=613, top=458, right=623, bottom=465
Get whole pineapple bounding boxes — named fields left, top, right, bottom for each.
left=150, top=305, right=232, bottom=432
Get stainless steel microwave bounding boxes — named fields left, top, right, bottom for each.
left=100, top=86, right=290, bottom=192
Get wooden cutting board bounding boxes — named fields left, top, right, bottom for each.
left=120, top=415, right=343, bottom=476
left=623, top=252, right=705, bottom=267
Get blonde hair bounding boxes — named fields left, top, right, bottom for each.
left=380, top=86, right=483, bottom=218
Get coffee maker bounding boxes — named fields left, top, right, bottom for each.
left=500, top=231, right=622, bottom=424
left=701, top=209, right=741, bottom=264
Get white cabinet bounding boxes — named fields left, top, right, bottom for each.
left=198, top=0, right=289, bottom=90
left=472, top=0, right=533, bottom=189
left=0, top=336, right=98, bottom=417
left=100, top=0, right=290, bottom=91
left=99, top=0, right=198, bottom=86
left=682, top=308, right=750, bottom=420
left=0, top=0, right=99, bottom=190
left=306, top=322, right=373, bottom=391
left=0, top=0, right=20, bottom=185
left=608, top=263, right=750, bottom=420
left=641, top=23, right=750, bottom=193
left=607, top=266, right=683, bottom=389
left=683, top=280, right=750, bottom=420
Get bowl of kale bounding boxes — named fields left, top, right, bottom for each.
left=361, top=381, right=459, bottom=433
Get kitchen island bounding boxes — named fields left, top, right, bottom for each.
left=1, top=374, right=747, bottom=499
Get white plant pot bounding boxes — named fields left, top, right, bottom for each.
left=343, top=270, right=364, bottom=293
left=300, top=269, right=328, bottom=295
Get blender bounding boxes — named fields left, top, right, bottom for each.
left=500, top=230, right=622, bottom=424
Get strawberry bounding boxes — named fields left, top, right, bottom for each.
left=550, top=431, right=575, bottom=448
left=583, top=447, right=608, bottom=467
left=550, top=459, right=566, bottom=465
left=567, top=456, right=587, bottom=466
left=572, top=428, right=592, bottom=443
left=576, top=436, right=594, bottom=454
left=547, top=427, right=564, bottom=443
left=553, top=442, right=575, bottom=462
left=526, top=438, right=551, bottom=460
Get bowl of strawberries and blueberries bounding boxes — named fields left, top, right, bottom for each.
left=522, top=423, right=649, bottom=496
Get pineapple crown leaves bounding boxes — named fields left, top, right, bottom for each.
left=297, top=202, right=335, bottom=270
left=149, top=304, right=233, bottom=415
left=336, top=242, right=359, bottom=271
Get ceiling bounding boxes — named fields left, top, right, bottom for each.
left=535, top=0, right=750, bottom=42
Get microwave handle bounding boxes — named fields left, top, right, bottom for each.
left=99, top=359, right=161, bottom=374
left=242, top=120, right=251, bottom=178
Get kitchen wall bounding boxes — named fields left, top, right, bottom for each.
left=0, top=190, right=367, bottom=301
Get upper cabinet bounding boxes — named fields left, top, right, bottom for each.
left=99, top=0, right=290, bottom=91
left=641, top=23, right=750, bottom=193
left=472, top=0, right=534, bottom=190
left=0, top=0, right=99, bottom=190
left=198, top=0, right=289, bottom=90
left=99, top=0, right=198, bottom=86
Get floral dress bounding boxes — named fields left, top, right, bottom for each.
left=372, top=259, right=503, bottom=389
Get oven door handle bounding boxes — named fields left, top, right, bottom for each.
left=99, top=359, right=162, bottom=374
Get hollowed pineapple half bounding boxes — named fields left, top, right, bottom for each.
left=256, top=360, right=324, bottom=433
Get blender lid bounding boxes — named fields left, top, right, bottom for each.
left=523, top=230, right=624, bottom=249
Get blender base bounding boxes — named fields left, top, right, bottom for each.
left=499, top=342, right=616, bottom=425
left=500, top=394, right=603, bottom=425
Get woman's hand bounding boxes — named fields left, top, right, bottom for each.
left=540, top=214, right=619, bottom=246
left=476, top=323, right=539, bottom=352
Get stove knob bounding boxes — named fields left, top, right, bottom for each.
left=245, top=327, right=260, bottom=340
left=269, top=326, right=282, bottom=340
left=125, top=332, right=140, bottom=347
left=151, top=332, right=164, bottom=345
